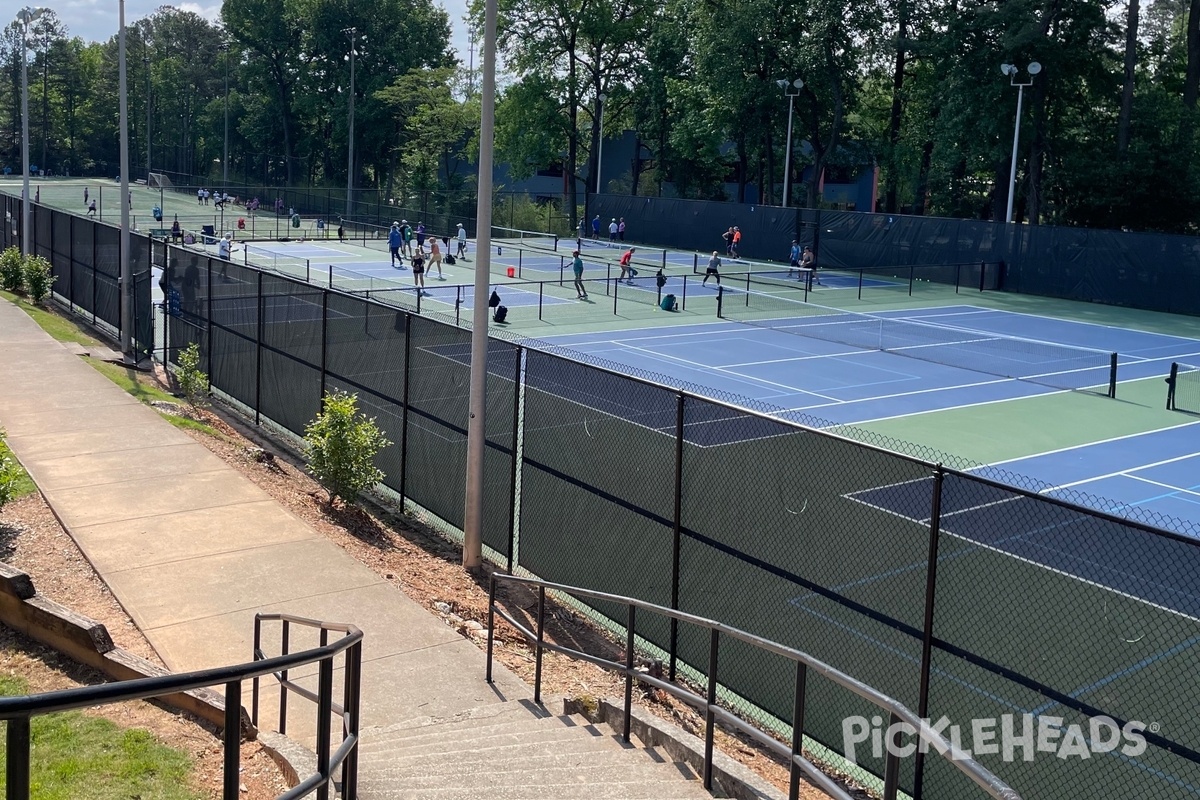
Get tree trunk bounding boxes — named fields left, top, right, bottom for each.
left=764, top=131, right=774, bottom=206
left=1025, top=0, right=1060, bottom=224
left=1118, top=0, right=1139, bottom=155
left=735, top=137, right=748, bottom=203
left=805, top=40, right=846, bottom=208
left=1183, top=0, right=1200, bottom=143
left=913, top=139, right=934, bottom=215
left=885, top=0, right=908, bottom=213
left=631, top=135, right=642, bottom=196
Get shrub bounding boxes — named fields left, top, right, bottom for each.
left=175, top=343, right=208, bottom=409
left=304, top=391, right=391, bottom=505
left=0, top=431, right=21, bottom=512
left=23, top=255, right=54, bottom=303
left=0, top=247, right=23, bottom=293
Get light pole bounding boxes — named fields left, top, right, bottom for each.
left=595, top=93, right=606, bottom=194
left=220, top=42, right=229, bottom=183
left=343, top=27, right=359, bottom=218
left=143, top=53, right=150, bottom=178
left=1001, top=61, right=1041, bottom=224
left=118, top=0, right=132, bottom=358
left=16, top=6, right=47, bottom=257
left=776, top=78, right=803, bottom=208
left=463, top=0, right=500, bottom=569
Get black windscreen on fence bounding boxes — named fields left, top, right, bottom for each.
left=122, top=235, right=1200, bottom=798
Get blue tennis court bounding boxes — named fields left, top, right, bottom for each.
left=542, top=304, right=1200, bottom=531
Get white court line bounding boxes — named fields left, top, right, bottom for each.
left=720, top=348, right=890, bottom=368
left=842, top=486, right=1200, bottom=623
left=613, top=341, right=845, bottom=402
left=1042, top=450, right=1200, bottom=493
left=983, top=418, right=1200, bottom=469
left=954, top=303, right=1200, bottom=348
left=1123, top=473, right=1200, bottom=501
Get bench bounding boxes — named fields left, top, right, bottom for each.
left=149, top=228, right=172, bottom=239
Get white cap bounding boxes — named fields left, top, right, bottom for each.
left=225, top=232, right=233, bottom=239
left=457, top=223, right=464, bottom=227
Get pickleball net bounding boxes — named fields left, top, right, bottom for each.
left=718, top=287, right=1118, bottom=396
left=1167, top=362, right=1200, bottom=413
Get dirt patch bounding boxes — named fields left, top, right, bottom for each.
left=0, top=495, right=288, bottom=799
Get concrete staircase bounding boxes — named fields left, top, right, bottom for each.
left=355, top=699, right=718, bottom=799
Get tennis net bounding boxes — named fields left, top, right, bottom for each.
left=1167, top=362, right=1200, bottom=413
left=718, top=288, right=1118, bottom=396
left=242, top=243, right=311, bottom=280
left=492, top=225, right=559, bottom=251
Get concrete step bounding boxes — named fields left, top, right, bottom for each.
left=358, top=701, right=557, bottom=746
left=361, top=730, right=625, bottom=768
left=353, top=701, right=716, bottom=800
left=365, top=753, right=699, bottom=788
left=357, top=775, right=714, bottom=800
left=358, top=710, right=571, bottom=754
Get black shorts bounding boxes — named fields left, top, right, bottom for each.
left=413, top=265, right=425, bottom=275
left=706, top=267, right=720, bottom=276
left=390, top=246, right=400, bottom=257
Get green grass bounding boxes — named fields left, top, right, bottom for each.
left=84, top=358, right=177, bottom=404
left=0, top=674, right=203, bottom=800
left=0, top=436, right=36, bottom=502
left=83, top=360, right=222, bottom=438
left=0, top=290, right=101, bottom=348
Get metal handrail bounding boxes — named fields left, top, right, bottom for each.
left=486, top=573, right=1021, bottom=800
left=251, top=613, right=365, bottom=800
left=0, top=613, right=362, bottom=800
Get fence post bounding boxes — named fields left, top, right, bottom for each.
left=315, top=658, right=334, bottom=800
left=506, top=346, right=523, bottom=572
left=319, top=291, right=329, bottom=402
left=223, top=680, right=242, bottom=800
left=206, top=256, right=214, bottom=391
left=703, top=628, right=720, bottom=792
left=254, top=270, right=263, bottom=425
left=624, top=604, right=636, bottom=743
left=789, top=662, right=808, bottom=800
left=279, top=619, right=290, bottom=734
left=399, top=314, right=412, bottom=504
left=670, top=392, right=684, bottom=681
left=912, top=465, right=945, bottom=800
left=534, top=586, right=546, bottom=705
left=6, top=715, right=31, bottom=800
left=486, top=575, right=497, bottom=683
left=883, top=712, right=903, bottom=800
left=979, top=261, right=987, bottom=292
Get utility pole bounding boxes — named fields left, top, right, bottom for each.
left=463, top=0, right=499, bottom=569
left=343, top=27, right=358, bottom=218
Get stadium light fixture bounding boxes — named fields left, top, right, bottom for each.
left=777, top=78, right=803, bottom=208
left=118, top=0, right=133, bottom=358
left=15, top=6, right=48, bottom=258
left=1002, top=62, right=1041, bottom=224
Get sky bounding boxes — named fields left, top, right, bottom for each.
left=62, top=0, right=476, bottom=71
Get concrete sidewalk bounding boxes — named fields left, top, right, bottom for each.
left=0, top=298, right=529, bottom=740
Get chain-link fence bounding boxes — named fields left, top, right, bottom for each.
left=151, top=242, right=1200, bottom=798
left=1, top=194, right=154, bottom=358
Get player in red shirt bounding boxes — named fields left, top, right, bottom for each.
left=619, top=247, right=637, bottom=285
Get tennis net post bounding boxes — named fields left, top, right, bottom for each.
left=1167, top=362, right=1179, bottom=410
left=1109, top=353, right=1118, bottom=399
left=716, top=286, right=724, bottom=318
